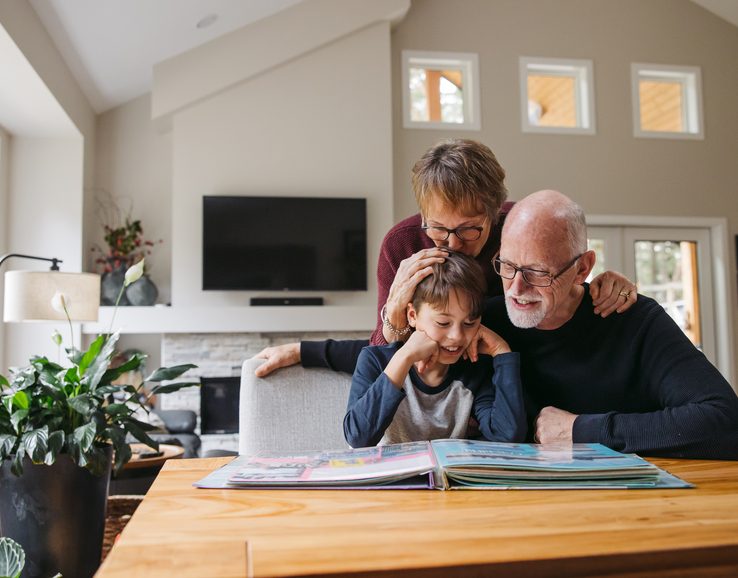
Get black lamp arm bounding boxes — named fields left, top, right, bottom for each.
left=0, top=253, right=63, bottom=271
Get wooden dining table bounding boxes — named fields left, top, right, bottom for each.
left=95, top=456, right=738, bottom=577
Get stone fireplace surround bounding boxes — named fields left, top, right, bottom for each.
left=159, top=331, right=366, bottom=455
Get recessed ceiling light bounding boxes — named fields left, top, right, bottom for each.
left=196, top=14, right=218, bottom=29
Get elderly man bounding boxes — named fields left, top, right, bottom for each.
left=475, top=189, right=738, bottom=458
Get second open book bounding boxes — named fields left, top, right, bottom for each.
left=194, top=440, right=691, bottom=490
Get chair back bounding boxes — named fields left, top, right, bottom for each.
left=239, top=358, right=351, bottom=455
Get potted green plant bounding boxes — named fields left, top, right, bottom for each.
left=0, top=538, right=27, bottom=578
left=0, top=260, right=198, bottom=578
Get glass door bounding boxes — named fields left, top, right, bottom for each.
left=587, top=226, right=715, bottom=364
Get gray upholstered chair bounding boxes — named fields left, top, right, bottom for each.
left=239, top=358, right=351, bottom=455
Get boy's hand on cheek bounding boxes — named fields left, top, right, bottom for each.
left=384, top=330, right=439, bottom=387
left=404, top=330, right=440, bottom=372
left=464, top=325, right=511, bottom=361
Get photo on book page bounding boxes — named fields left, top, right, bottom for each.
left=194, top=441, right=438, bottom=490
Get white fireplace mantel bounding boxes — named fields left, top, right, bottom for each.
left=81, top=305, right=376, bottom=334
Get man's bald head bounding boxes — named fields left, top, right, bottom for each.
left=504, top=190, right=588, bottom=256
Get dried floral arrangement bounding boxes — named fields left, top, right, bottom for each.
left=91, top=191, right=162, bottom=273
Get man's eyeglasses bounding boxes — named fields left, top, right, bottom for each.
left=422, top=224, right=485, bottom=242
left=492, top=254, right=583, bottom=287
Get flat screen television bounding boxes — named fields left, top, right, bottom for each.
left=203, top=196, right=367, bottom=291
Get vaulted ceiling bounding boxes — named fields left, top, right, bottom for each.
left=28, top=0, right=303, bottom=113
left=10, top=0, right=738, bottom=117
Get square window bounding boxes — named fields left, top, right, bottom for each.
left=520, top=57, right=595, bottom=135
left=402, top=51, right=480, bottom=131
left=631, top=64, right=703, bottom=139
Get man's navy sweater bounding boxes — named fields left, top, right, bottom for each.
left=482, top=288, right=738, bottom=459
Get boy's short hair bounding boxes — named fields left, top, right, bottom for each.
left=412, top=139, right=508, bottom=223
left=412, top=251, right=487, bottom=319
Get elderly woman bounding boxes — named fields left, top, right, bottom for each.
left=254, top=139, right=635, bottom=376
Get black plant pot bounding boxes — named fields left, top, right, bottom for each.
left=0, top=449, right=112, bottom=578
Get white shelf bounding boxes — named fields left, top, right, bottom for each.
left=82, top=305, right=376, bottom=334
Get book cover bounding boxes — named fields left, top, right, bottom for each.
left=194, top=440, right=692, bottom=490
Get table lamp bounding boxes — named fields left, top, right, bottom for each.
left=1, top=253, right=100, bottom=322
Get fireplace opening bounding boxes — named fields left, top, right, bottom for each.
left=200, top=376, right=240, bottom=434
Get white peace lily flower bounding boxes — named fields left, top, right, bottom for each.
left=51, top=291, right=70, bottom=313
left=124, top=259, right=145, bottom=286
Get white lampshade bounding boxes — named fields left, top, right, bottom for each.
left=3, top=270, right=100, bottom=322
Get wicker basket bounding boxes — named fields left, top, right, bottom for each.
left=101, top=495, right=144, bottom=560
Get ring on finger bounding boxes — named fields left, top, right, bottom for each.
left=618, top=290, right=631, bottom=299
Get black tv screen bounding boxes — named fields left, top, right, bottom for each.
left=203, top=196, right=367, bottom=291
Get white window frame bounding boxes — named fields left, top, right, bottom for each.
left=402, top=50, right=481, bottom=131
left=519, top=57, right=596, bottom=135
left=631, top=63, right=704, bottom=140
left=588, top=215, right=734, bottom=386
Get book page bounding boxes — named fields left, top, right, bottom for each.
left=429, top=440, right=691, bottom=489
left=196, top=441, right=437, bottom=489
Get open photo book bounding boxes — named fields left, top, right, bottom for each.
left=194, top=440, right=692, bottom=490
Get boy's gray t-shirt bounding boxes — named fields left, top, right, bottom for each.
left=380, top=375, right=473, bottom=445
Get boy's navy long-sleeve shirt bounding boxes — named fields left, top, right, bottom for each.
left=343, top=343, right=526, bottom=448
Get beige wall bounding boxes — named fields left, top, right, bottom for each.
left=391, top=0, right=738, bottom=378
left=3, top=136, right=85, bottom=369
left=392, top=0, right=738, bottom=221
left=93, top=96, right=169, bottom=369
left=0, top=129, right=7, bottom=245
left=94, top=94, right=173, bottom=303
left=0, top=127, right=8, bottom=371
left=169, top=22, right=394, bottom=308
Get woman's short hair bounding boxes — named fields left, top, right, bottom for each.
left=412, top=139, right=507, bottom=223
left=412, top=251, right=487, bottom=319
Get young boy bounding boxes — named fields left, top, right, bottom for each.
left=343, top=251, right=526, bottom=448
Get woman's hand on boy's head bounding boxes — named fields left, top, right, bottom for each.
left=386, top=249, right=447, bottom=316
left=464, top=325, right=511, bottom=361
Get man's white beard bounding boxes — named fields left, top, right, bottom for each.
left=505, top=294, right=546, bottom=328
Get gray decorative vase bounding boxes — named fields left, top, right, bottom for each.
left=126, top=275, right=158, bottom=306
left=100, top=265, right=130, bottom=306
